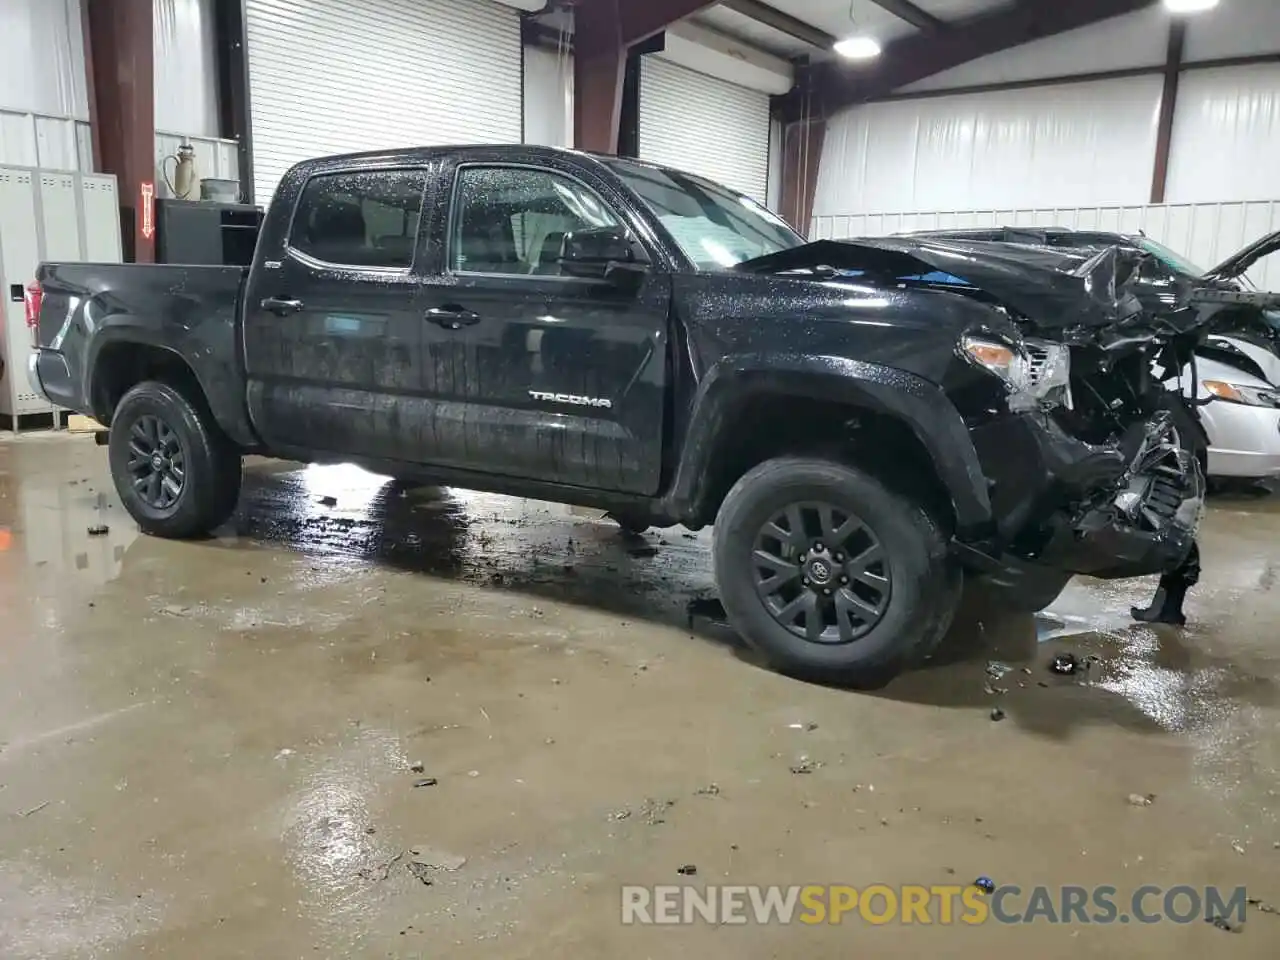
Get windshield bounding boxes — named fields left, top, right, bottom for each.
left=1137, top=237, right=1206, bottom=278
left=608, top=161, right=802, bottom=270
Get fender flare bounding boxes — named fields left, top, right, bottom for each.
left=664, top=354, right=993, bottom=534
left=86, top=323, right=257, bottom=447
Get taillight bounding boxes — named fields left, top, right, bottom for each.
left=23, top=280, right=42, bottom=331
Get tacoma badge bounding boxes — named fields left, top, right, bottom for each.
left=529, top=390, right=613, bottom=409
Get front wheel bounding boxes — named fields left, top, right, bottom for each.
left=713, top=457, right=959, bottom=687
left=108, top=380, right=242, bottom=539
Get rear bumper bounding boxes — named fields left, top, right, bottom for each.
left=958, top=407, right=1204, bottom=584
left=27, top=348, right=78, bottom=410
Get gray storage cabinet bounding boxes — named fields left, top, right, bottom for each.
left=0, top=166, right=121, bottom=427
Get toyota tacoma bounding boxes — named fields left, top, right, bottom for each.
left=28, top=145, right=1211, bottom=685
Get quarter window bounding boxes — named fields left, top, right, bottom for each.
left=290, top=170, right=426, bottom=269
left=450, top=166, right=621, bottom=276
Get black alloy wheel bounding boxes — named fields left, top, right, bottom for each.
left=125, top=414, right=187, bottom=511
left=752, top=502, right=891, bottom=644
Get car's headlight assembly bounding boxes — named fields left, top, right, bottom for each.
left=1204, top=380, right=1280, bottom=408
left=962, top=335, right=1071, bottom=409
left=962, top=335, right=1030, bottom=388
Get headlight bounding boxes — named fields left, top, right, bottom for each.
left=1204, top=380, right=1280, bottom=408
left=962, top=335, right=1071, bottom=408
left=962, top=335, right=1029, bottom=388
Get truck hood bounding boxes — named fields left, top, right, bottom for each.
left=1202, top=228, right=1280, bottom=283
left=736, top=237, right=1173, bottom=336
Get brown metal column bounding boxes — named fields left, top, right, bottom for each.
left=1150, top=19, right=1186, bottom=205
left=574, top=0, right=626, bottom=153
left=83, top=0, right=156, bottom=262
left=779, top=118, right=825, bottom=237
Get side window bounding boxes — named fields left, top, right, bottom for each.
left=290, top=169, right=426, bottom=269
left=450, top=166, right=620, bottom=276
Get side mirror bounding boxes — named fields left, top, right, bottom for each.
left=560, top=226, right=649, bottom=283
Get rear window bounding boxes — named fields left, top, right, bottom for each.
left=289, top=169, right=426, bottom=269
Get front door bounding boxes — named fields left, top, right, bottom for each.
left=414, top=161, right=670, bottom=495
left=242, top=167, right=428, bottom=462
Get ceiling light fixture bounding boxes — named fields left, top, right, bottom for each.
left=834, top=34, right=882, bottom=59
left=834, top=0, right=882, bottom=60
left=1162, top=0, right=1220, bottom=13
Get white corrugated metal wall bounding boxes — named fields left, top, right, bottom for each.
left=810, top=200, right=1280, bottom=292
left=812, top=0, right=1280, bottom=222
left=639, top=58, right=772, bottom=202
left=0, top=0, right=239, bottom=188
left=245, top=0, right=522, bottom=204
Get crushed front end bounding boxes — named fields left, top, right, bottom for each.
left=932, top=243, right=1209, bottom=588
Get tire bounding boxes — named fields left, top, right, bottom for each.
left=713, top=457, right=959, bottom=687
left=108, top=380, right=242, bottom=539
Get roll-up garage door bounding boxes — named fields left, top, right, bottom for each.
left=638, top=57, right=771, bottom=203
left=245, top=0, right=522, bottom=204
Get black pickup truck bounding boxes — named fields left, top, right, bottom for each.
left=29, top=145, right=1210, bottom=685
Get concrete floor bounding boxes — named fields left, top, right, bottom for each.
left=2, top=434, right=1279, bottom=958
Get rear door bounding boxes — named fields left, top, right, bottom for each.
left=242, top=167, right=430, bottom=461
left=412, top=159, right=670, bottom=494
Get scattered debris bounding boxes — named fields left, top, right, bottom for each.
left=677, top=864, right=697, bottom=876
left=531, top=607, right=544, bottom=618
left=407, top=847, right=466, bottom=871
left=409, top=761, right=425, bottom=773
left=413, top=778, right=438, bottom=788
left=974, top=877, right=996, bottom=895
left=160, top=604, right=191, bottom=617
left=608, top=808, right=631, bottom=822
left=365, top=827, right=376, bottom=835
left=627, top=545, right=659, bottom=559
left=1037, top=681, right=1050, bottom=688
left=790, top=756, right=821, bottom=775
left=318, top=496, right=337, bottom=507
left=19, top=800, right=50, bottom=817
left=1206, top=915, right=1244, bottom=933
left=274, top=748, right=295, bottom=760
left=1049, top=653, right=1080, bottom=676
left=985, top=661, right=1012, bottom=680
left=990, top=708, right=1006, bottom=722
left=358, top=851, right=403, bottom=882
left=1127, top=793, right=1155, bottom=807
left=1233, top=840, right=1247, bottom=855
left=1248, top=897, right=1279, bottom=916
left=640, top=798, right=676, bottom=825
left=1021, top=667, right=1033, bottom=675
left=544, top=738, right=556, bottom=745
left=983, top=683, right=1008, bottom=696
left=467, top=770, right=479, bottom=778
left=86, top=524, right=109, bottom=536
left=694, top=784, right=721, bottom=797
left=406, top=861, right=435, bottom=886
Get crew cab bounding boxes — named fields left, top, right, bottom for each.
left=29, top=145, right=1211, bottom=686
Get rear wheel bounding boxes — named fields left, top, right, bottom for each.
left=108, top=381, right=242, bottom=539
left=713, top=457, right=959, bottom=687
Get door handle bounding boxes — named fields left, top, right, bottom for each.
left=261, top=296, right=304, bottom=315
left=426, top=305, right=482, bottom=330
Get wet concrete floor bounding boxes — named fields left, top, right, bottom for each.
left=1, top=433, right=1279, bottom=958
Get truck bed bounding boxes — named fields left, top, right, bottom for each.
left=31, top=262, right=251, bottom=441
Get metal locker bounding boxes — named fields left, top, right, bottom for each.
left=0, top=164, right=121, bottom=427
left=0, top=167, right=42, bottom=418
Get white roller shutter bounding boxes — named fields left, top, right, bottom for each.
left=638, top=58, right=771, bottom=203
left=246, top=0, right=522, bottom=204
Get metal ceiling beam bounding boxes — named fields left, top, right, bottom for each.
left=720, top=0, right=836, bottom=50
left=864, top=0, right=946, bottom=32
left=781, top=0, right=1161, bottom=121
